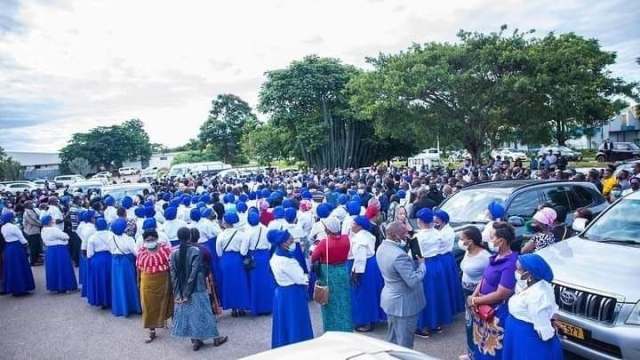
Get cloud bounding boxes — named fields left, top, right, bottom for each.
left=1, top=0, right=638, bottom=152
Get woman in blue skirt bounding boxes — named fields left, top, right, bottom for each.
left=163, top=206, right=186, bottom=249
left=216, top=212, right=251, bottom=317
left=415, top=208, right=453, bottom=337
left=110, top=218, right=141, bottom=317
left=77, top=210, right=97, bottom=297
left=1, top=211, right=35, bottom=296
left=41, top=215, right=77, bottom=293
left=348, top=215, right=383, bottom=332
left=198, top=207, right=223, bottom=301
left=435, top=210, right=466, bottom=315
left=503, top=254, right=563, bottom=360
left=246, top=210, right=275, bottom=315
left=86, top=218, right=114, bottom=308
left=268, top=229, right=313, bottom=348
left=171, top=227, right=228, bottom=351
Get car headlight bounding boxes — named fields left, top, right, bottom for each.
left=626, top=301, right=640, bottom=325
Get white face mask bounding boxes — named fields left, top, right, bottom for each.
left=287, top=242, right=297, bottom=252
left=572, top=218, right=587, bottom=233
left=515, top=272, right=528, bottom=294
left=487, top=239, right=497, bottom=252
left=143, top=241, right=158, bottom=249
left=458, top=239, right=469, bottom=252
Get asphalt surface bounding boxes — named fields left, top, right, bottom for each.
left=1, top=266, right=469, bottom=360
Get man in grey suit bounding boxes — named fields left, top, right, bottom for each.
left=376, top=222, right=426, bottom=349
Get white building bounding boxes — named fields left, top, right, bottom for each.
left=122, top=152, right=180, bottom=170
left=5, top=151, right=61, bottom=180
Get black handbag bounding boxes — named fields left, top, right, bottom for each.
left=243, top=228, right=261, bottom=271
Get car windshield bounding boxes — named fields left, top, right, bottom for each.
left=582, top=198, right=640, bottom=245
left=103, top=188, right=149, bottom=202
left=439, top=188, right=510, bottom=224
left=628, top=143, right=640, bottom=150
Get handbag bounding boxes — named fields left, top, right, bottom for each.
left=243, top=228, right=261, bottom=271
left=474, top=279, right=495, bottom=322
left=312, top=234, right=330, bottom=305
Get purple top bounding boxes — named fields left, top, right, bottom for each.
left=479, top=251, right=518, bottom=295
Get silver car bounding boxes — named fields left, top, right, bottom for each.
left=538, top=191, right=640, bottom=359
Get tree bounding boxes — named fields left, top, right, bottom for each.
left=68, top=157, right=93, bottom=176
left=198, top=94, right=258, bottom=164
left=60, top=119, right=153, bottom=170
left=241, top=123, right=292, bottom=165
left=259, top=55, right=384, bottom=169
left=171, top=149, right=218, bottom=165
left=0, top=147, right=22, bottom=181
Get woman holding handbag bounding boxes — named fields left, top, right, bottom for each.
left=467, top=222, right=518, bottom=360
left=310, top=216, right=352, bottom=332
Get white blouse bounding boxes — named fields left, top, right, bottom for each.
left=1, top=223, right=28, bottom=245
left=104, top=206, right=118, bottom=225
left=76, top=222, right=97, bottom=251
left=195, top=219, right=221, bottom=244
left=216, top=227, right=250, bottom=256
left=341, top=215, right=355, bottom=236
left=297, top=212, right=314, bottom=238
left=438, top=224, right=456, bottom=254
left=110, top=234, right=138, bottom=256
left=349, top=230, right=376, bottom=273
left=246, top=224, right=270, bottom=250
left=415, top=228, right=441, bottom=258
left=270, top=253, right=308, bottom=286
left=87, top=230, right=114, bottom=258
left=41, top=226, right=70, bottom=246
left=508, top=280, right=559, bottom=341
left=164, top=219, right=187, bottom=241
left=460, top=249, right=492, bottom=289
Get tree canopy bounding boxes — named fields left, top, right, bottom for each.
left=0, top=147, right=22, bottom=181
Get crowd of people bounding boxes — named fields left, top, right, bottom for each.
left=0, top=159, right=638, bottom=358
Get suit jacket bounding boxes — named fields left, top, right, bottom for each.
left=376, top=239, right=426, bottom=317
left=22, top=208, right=41, bottom=236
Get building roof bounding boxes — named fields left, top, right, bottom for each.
left=5, top=152, right=61, bottom=166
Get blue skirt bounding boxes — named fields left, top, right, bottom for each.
left=205, top=237, right=223, bottom=301
left=171, top=290, right=219, bottom=340
left=440, top=252, right=466, bottom=314
left=87, top=251, right=112, bottom=307
left=418, top=255, right=454, bottom=330
left=272, top=285, right=314, bottom=348
left=349, top=257, right=384, bottom=327
left=307, top=269, right=317, bottom=300
left=80, top=254, right=88, bottom=297
left=293, top=243, right=308, bottom=273
left=45, top=245, right=77, bottom=293
left=472, top=303, right=509, bottom=360
left=220, top=251, right=250, bottom=310
left=503, top=315, right=563, bottom=360
left=170, top=239, right=181, bottom=248
left=2, top=242, right=35, bottom=295
left=248, top=249, right=275, bottom=315
left=111, top=254, right=141, bottom=317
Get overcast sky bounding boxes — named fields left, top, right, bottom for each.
left=1, top=0, right=638, bottom=152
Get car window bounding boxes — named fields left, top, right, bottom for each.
left=542, top=186, right=572, bottom=209
left=614, top=143, right=629, bottom=150
left=583, top=198, right=640, bottom=244
left=569, top=186, right=593, bottom=208
left=507, top=190, right=540, bottom=218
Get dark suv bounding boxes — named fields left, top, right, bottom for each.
left=596, top=142, right=640, bottom=162
left=438, top=180, right=608, bottom=258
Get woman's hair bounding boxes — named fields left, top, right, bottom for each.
left=117, top=207, right=126, bottom=217
left=492, top=221, right=515, bottom=244
left=142, top=230, right=158, bottom=241
left=461, top=226, right=484, bottom=248
left=175, top=227, right=192, bottom=295
left=189, top=228, right=200, bottom=244
left=554, top=205, right=568, bottom=223
left=576, top=207, right=594, bottom=223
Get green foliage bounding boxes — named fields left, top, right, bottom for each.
left=171, top=150, right=218, bottom=165
left=68, top=157, right=93, bottom=176
left=198, top=94, right=258, bottom=164
left=241, top=123, right=292, bottom=166
left=60, top=119, right=152, bottom=171
left=0, top=147, right=22, bottom=181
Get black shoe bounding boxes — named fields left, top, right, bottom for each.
left=231, top=310, right=238, bottom=318
left=192, top=339, right=203, bottom=351
left=415, top=329, right=431, bottom=338
left=238, top=310, right=246, bottom=317
left=214, top=336, right=228, bottom=347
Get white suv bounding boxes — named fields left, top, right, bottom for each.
left=54, top=175, right=84, bottom=188
left=118, top=167, right=139, bottom=176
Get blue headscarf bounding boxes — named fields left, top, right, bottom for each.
left=417, top=208, right=434, bottom=224
left=111, top=218, right=127, bottom=235
left=354, top=215, right=372, bottom=232
left=164, top=206, right=177, bottom=220
left=282, top=198, right=294, bottom=209
left=200, top=207, right=213, bottom=219
left=95, top=217, right=108, bottom=231
left=316, top=203, right=332, bottom=219
left=1, top=211, right=14, bottom=224
left=346, top=200, right=361, bottom=216
left=247, top=210, right=260, bottom=226
left=236, top=201, right=248, bottom=213
left=267, top=229, right=290, bottom=246
left=121, top=196, right=133, bottom=209
left=488, top=201, right=505, bottom=221
left=104, top=196, right=115, bottom=207
left=134, top=206, right=145, bottom=219
left=143, top=218, right=157, bottom=231
left=190, top=208, right=201, bottom=222
left=223, top=212, right=239, bottom=225
left=284, top=207, right=297, bottom=223
left=434, top=209, right=450, bottom=224
left=273, top=206, right=285, bottom=219
left=40, top=215, right=53, bottom=226
left=144, top=206, right=156, bottom=218
left=337, top=194, right=349, bottom=205
left=519, top=254, right=554, bottom=283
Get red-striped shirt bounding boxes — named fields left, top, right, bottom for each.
left=136, top=244, right=171, bottom=274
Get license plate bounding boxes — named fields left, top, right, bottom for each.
left=555, top=320, right=586, bottom=340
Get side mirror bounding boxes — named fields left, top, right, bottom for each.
left=508, top=216, right=525, bottom=227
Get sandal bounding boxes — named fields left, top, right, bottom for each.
left=145, top=330, right=156, bottom=344
left=214, top=336, right=229, bottom=347
left=355, top=325, right=373, bottom=333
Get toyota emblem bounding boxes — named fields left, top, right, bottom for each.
left=560, top=289, right=578, bottom=306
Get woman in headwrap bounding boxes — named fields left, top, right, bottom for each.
left=86, top=217, right=114, bottom=308
left=163, top=206, right=186, bottom=249
left=110, top=218, right=141, bottom=317
left=103, top=196, right=117, bottom=225
left=77, top=210, right=96, bottom=297
left=521, top=207, right=557, bottom=254
left=136, top=229, right=173, bottom=343
left=310, top=216, right=352, bottom=332
left=246, top=209, right=275, bottom=316
left=1, top=211, right=35, bottom=295
left=434, top=209, right=465, bottom=315
left=170, top=227, right=228, bottom=351
left=502, top=254, right=563, bottom=360
left=41, top=214, right=78, bottom=293
left=216, top=212, right=250, bottom=317
left=269, top=229, right=313, bottom=348
left=482, top=201, right=506, bottom=245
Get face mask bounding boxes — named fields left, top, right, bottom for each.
left=143, top=241, right=158, bottom=249
left=287, top=242, right=296, bottom=252
left=572, top=218, right=587, bottom=233
left=358, top=189, right=365, bottom=195
left=488, top=239, right=498, bottom=252
left=515, top=272, right=528, bottom=294
left=458, top=239, right=469, bottom=252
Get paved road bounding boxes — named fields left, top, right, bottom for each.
left=1, top=266, right=469, bottom=360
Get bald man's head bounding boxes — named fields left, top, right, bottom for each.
left=386, top=221, right=408, bottom=241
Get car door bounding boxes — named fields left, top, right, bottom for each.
left=541, top=185, right=572, bottom=218
left=506, top=189, right=543, bottom=250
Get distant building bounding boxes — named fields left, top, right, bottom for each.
left=567, top=105, right=639, bottom=149
left=5, top=151, right=61, bottom=180
left=122, top=152, right=180, bottom=170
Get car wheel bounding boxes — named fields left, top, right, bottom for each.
left=596, top=155, right=605, bottom=162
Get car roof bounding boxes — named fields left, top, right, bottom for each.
left=463, top=180, right=592, bottom=192
left=102, top=183, right=151, bottom=190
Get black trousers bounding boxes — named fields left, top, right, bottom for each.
left=26, top=233, right=43, bottom=265
left=68, top=232, right=81, bottom=267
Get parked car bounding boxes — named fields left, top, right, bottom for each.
left=437, top=180, right=608, bottom=261
left=596, top=142, right=640, bottom=162
left=243, top=331, right=436, bottom=360
left=614, top=159, right=640, bottom=177
left=491, top=148, right=528, bottom=161
left=2, top=182, right=38, bottom=195
left=118, top=167, right=139, bottom=176
left=68, top=180, right=105, bottom=196
left=90, top=173, right=112, bottom=185
left=538, top=146, right=583, bottom=161
left=31, top=179, right=50, bottom=189
left=54, top=175, right=84, bottom=188
left=538, top=191, right=640, bottom=360
left=101, top=183, right=154, bottom=204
